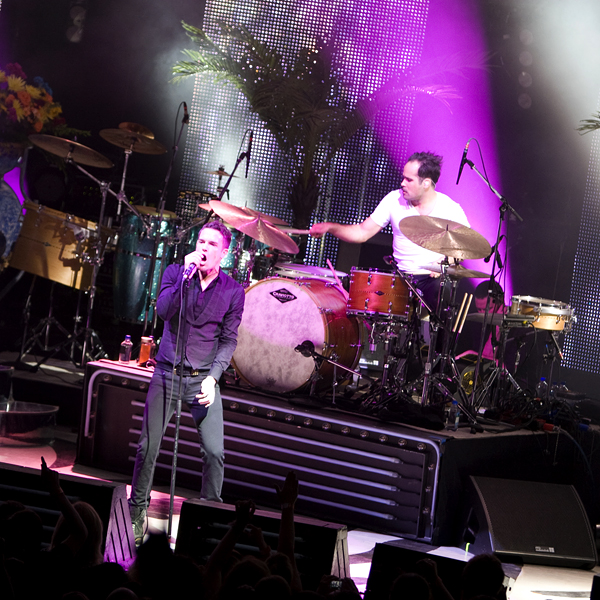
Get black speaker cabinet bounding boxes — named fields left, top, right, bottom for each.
left=364, top=541, right=468, bottom=600
left=175, top=499, right=349, bottom=591
left=0, top=463, right=135, bottom=564
left=462, top=476, right=597, bottom=569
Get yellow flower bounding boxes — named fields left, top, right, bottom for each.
left=7, top=75, right=26, bottom=93
left=0, top=70, right=6, bottom=83
left=25, top=84, right=43, bottom=100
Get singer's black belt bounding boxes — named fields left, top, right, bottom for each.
left=174, top=365, right=202, bottom=377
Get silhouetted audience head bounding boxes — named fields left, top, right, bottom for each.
left=220, top=555, right=270, bottom=599
left=461, top=554, right=505, bottom=600
left=51, top=501, right=104, bottom=567
left=254, top=574, right=292, bottom=600
left=389, top=572, right=431, bottom=600
left=266, top=552, right=294, bottom=585
left=4, top=508, right=43, bottom=560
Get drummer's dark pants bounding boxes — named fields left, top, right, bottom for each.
left=412, top=274, right=443, bottom=315
left=129, top=367, right=224, bottom=509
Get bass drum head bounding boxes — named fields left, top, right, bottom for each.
left=232, top=277, right=361, bottom=394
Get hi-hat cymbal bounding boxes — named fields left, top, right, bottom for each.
left=423, top=263, right=490, bottom=279
left=400, top=216, right=491, bottom=260
left=99, top=129, right=167, bottom=155
left=206, top=169, right=238, bottom=178
left=208, top=200, right=298, bottom=254
left=28, top=134, right=114, bottom=169
left=118, top=122, right=155, bottom=139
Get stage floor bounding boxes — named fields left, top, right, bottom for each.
left=1, top=353, right=600, bottom=598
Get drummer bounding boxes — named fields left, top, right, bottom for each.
left=309, top=151, right=470, bottom=310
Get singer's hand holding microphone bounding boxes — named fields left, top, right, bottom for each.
left=183, top=250, right=202, bottom=281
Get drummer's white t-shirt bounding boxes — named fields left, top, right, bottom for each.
left=370, top=189, right=470, bottom=273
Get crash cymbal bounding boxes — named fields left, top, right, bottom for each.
left=28, top=134, right=114, bottom=169
left=400, top=216, right=491, bottom=260
left=243, top=207, right=289, bottom=227
left=198, top=203, right=212, bottom=211
left=118, top=122, right=155, bottom=139
left=99, top=129, right=167, bottom=155
left=466, top=312, right=535, bottom=326
left=208, top=200, right=298, bottom=254
left=206, top=169, right=238, bottom=178
left=423, top=263, right=491, bottom=279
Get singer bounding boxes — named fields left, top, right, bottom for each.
left=309, top=151, right=469, bottom=308
left=129, top=221, right=245, bottom=546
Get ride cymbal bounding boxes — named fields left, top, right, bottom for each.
left=99, top=129, right=167, bottom=155
left=400, top=216, right=491, bottom=260
left=28, top=134, right=113, bottom=169
left=206, top=169, right=238, bottom=178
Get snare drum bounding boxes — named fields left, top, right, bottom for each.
left=273, top=262, right=347, bottom=283
left=346, top=268, right=410, bottom=318
left=232, top=277, right=362, bottom=393
left=510, top=295, right=574, bottom=332
left=113, top=208, right=175, bottom=323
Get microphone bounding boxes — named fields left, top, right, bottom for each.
left=245, top=130, right=253, bottom=178
left=456, top=140, right=470, bottom=185
left=182, top=262, right=198, bottom=281
left=182, top=102, right=189, bottom=124
left=295, top=340, right=314, bottom=357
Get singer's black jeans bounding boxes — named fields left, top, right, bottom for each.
left=130, top=367, right=224, bottom=509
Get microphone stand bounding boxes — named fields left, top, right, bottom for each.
left=143, top=110, right=189, bottom=336
left=464, top=159, right=523, bottom=411
left=167, top=273, right=191, bottom=539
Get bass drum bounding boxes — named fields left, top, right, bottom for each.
left=232, top=277, right=362, bottom=393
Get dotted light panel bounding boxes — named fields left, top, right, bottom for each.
left=563, top=123, right=600, bottom=373
left=178, top=0, right=429, bottom=269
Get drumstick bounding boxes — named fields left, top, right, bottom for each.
left=276, top=227, right=311, bottom=235
left=327, top=259, right=349, bottom=300
left=457, top=294, right=473, bottom=334
left=453, top=293, right=469, bottom=333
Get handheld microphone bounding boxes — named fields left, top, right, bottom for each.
left=182, top=102, right=189, bottom=124
left=245, top=130, right=253, bottom=178
left=456, top=140, right=470, bottom=185
left=182, top=262, right=198, bottom=281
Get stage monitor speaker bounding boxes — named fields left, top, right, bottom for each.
left=0, top=463, right=135, bottom=565
left=364, top=541, right=468, bottom=600
left=175, top=499, right=349, bottom=591
left=462, top=476, right=597, bottom=569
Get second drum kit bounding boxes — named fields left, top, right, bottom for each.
left=19, top=128, right=576, bottom=412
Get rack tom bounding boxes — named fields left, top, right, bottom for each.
left=347, top=268, right=410, bottom=318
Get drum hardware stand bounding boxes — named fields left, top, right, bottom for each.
left=471, top=318, right=523, bottom=411
left=294, top=340, right=375, bottom=403
left=67, top=160, right=116, bottom=366
left=542, top=330, right=564, bottom=389
left=461, top=151, right=523, bottom=411
left=142, top=112, right=188, bottom=336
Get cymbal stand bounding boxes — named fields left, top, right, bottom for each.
left=542, top=329, right=564, bottom=388
left=471, top=320, right=522, bottom=411
left=68, top=160, right=116, bottom=365
left=462, top=154, right=523, bottom=410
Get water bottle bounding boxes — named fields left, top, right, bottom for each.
left=559, top=381, right=568, bottom=393
left=119, top=334, right=133, bottom=363
left=447, top=400, right=460, bottom=431
left=550, top=381, right=559, bottom=400
left=535, top=377, right=548, bottom=400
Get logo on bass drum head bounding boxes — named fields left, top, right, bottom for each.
left=270, top=288, right=297, bottom=303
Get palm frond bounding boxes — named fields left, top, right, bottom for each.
left=577, top=113, right=600, bottom=135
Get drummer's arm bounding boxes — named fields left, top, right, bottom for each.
left=309, top=217, right=382, bottom=243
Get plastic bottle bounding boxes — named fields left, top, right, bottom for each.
left=550, top=381, right=559, bottom=400
left=559, top=381, right=568, bottom=393
left=119, top=335, right=133, bottom=363
left=535, top=377, right=548, bottom=400
left=138, top=336, right=153, bottom=364
left=447, top=400, right=460, bottom=431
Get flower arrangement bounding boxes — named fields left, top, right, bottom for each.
left=0, top=62, right=86, bottom=145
